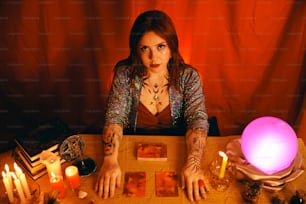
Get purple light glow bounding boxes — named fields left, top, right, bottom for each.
left=241, top=116, right=298, bottom=175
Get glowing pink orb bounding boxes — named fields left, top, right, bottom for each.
left=241, top=116, right=298, bottom=175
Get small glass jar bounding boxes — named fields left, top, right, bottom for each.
left=241, top=180, right=262, bottom=204
left=207, top=157, right=236, bottom=192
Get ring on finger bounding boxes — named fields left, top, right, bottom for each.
left=198, top=179, right=205, bottom=188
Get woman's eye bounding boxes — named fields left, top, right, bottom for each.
left=140, top=46, right=149, bottom=52
left=157, top=44, right=166, bottom=50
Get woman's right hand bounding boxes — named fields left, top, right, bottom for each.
left=95, top=157, right=121, bottom=199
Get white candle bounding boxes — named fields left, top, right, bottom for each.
left=12, top=172, right=26, bottom=204
left=14, top=163, right=21, bottom=177
left=2, top=171, right=14, bottom=203
left=14, top=163, right=31, bottom=199
left=218, top=151, right=228, bottom=179
left=45, top=155, right=62, bottom=178
left=4, top=164, right=13, bottom=190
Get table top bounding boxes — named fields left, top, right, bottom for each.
left=0, top=134, right=305, bottom=204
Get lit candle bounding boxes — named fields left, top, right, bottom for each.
left=218, top=151, right=228, bottom=179
left=14, top=163, right=21, bottom=178
left=65, top=166, right=80, bottom=189
left=12, top=172, right=26, bottom=204
left=50, top=172, right=65, bottom=199
left=4, top=164, right=13, bottom=190
left=14, top=163, right=31, bottom=199
left=2, top=171, right=14, bottom=203
left=45, top=155, right=62, bottom=178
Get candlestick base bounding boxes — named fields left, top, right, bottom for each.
left=0, top=178, right=41, bottom=204
left=207, top=157, right=236, bottom=192
left=73, top=157, right=96, bottom=176
left=226, top=138, right=304, bottom=191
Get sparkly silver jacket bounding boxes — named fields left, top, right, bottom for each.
left=104, top=64, right=209, bottom=133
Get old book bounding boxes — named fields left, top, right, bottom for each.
left=14, top=149, right=66, bottom=180
left=15, top=148, right=46, bottom=174
left=16, top=146, right=60, bottom=168
left=14, top=118, right=75, bottom=162
left=14, top=153, right=47, bottom=180
left=155, top=171, right=179, bottom=197
left=123, top=172, right=146, bottom=197
left=136, top=143, right=167, bottom=161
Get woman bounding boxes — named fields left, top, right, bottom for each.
left=95, top=10, right=209, bottom=202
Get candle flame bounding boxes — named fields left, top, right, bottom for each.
left=2, top=171, right=6, bottom=179
left=11, top=172, right=17, bottom=180
left=51, top=172, right=56, bottom=178
left=219, top=151, right=228, bottom=159
left=13, top=163, right=22, bottom=174
left=5, top=164, right=9, bottom=172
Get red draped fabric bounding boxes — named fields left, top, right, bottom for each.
left=0, top=0, right=305, bottom=149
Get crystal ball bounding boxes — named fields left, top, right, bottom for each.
left=241, top=116, right=298, bottom=175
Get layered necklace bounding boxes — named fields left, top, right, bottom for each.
left=143, top=76, right=169, bottom=107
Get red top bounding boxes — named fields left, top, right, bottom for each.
left=137, top=102, right=171, bottom=128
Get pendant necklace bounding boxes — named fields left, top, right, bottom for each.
left=143, top=79, right=168, bottom=107
left=152, top=84, right=160, bottom=101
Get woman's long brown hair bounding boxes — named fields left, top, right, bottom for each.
left=116, top=10, right=189, bottom=90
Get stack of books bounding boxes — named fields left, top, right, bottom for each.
left=14, top=118, right=74, bottom=179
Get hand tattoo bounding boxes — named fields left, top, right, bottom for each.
left=186, top=154, right=201, bottom=172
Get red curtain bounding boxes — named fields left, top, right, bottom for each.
left=0, top=0, right=305, bottom=143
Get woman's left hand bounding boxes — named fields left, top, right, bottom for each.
left=181, top=162, right=209, bottom=202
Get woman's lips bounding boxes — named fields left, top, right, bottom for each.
left=150, top=64, right=160, bottom=68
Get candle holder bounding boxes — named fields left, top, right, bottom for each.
left=25, top=179, right=41, bottom=203
left=226, top=138, right=304, bottom=191
left=207, top=156, right=236, bottom=192
left=2, top=175, right=41, bottom=204
left=50, top=174, right=65, bottom=199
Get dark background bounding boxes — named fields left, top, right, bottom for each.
left=0, top=0, right=305, bottom=151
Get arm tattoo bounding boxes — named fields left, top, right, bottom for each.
left=185, top=128, right=207, bottom=173
left=103, top=132, right=116, bottom=156
left=102, top=124, right=123, bottom=156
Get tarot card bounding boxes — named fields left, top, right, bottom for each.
left=137, top=143, right=167, bottom=161
left=123, top=171, right=146, bottom=197
left=155, top=171, right=178, bottom=197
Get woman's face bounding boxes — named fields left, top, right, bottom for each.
left=138, top=31, right=171, bottom=74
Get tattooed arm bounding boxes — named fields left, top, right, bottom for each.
left=95, top=124, right=123, bottom=199
left=181, top=128, right=208, bottom=202
left=102, top=124, right=123, bottom=156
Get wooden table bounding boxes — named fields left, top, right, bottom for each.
left=0, top=134, right=305, bottom=204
